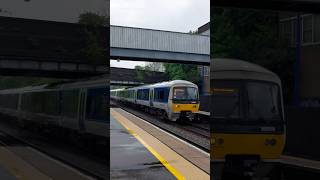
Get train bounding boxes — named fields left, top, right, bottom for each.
left=211, top=58, right=286, bottom=178
left=0, top=76, right=109, bottom=145
left=110, top=80, right=200, bottom=121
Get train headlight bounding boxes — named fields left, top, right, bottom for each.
left=212, top=138, right=224, bottom=145
left=217, top=138, right=224, bottom=145
left=175, top=105, right=180, bottom=108
left=270, top=139, right=277, bottom=146
left=211, top=138, right=216, bottom=145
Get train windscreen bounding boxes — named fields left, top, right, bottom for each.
left=173, top=87, right=198, bottom=102
left=212, top=80, right=283, bottom=123
left=212, top=86, right=240, bottom=119
left=247, top=82, right=282, bottom=122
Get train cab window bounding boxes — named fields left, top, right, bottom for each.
left=173, top=87, right=198, bottom=101
left=212, top=82, right=241, bottom=119
left=247, top=82, right=281, bottom=121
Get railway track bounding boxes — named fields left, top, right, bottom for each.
left=190, top=121, right=210, bottom=131
left=111, top=100, right=210, bottom=151
left=180, top=124, right=210, bottom=139
left=0, top=118, right=108, bottom=180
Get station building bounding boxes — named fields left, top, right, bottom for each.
left=279, top=13, right=320, bottom=106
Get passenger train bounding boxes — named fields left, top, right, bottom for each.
left=111, top=80, right=200, bottom=121
left=211, top=58, right=286, bottom=178
left=0, top=76, right=108, bottom=144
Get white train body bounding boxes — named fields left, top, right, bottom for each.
left=111, top=80, right=200, bottom=121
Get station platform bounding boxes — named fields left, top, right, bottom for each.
left=110, top=108, right=210, bottom=180
left=0, top=132, right=93, bottom=180
left=197, top=111, right=210, bottom=116
left=281, top=155, right=320, bottom=171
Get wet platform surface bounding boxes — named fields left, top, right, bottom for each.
left=110, top=114, right=175, bottom=180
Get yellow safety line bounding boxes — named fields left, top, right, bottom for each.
left=114, top=113, right=186, bottom=180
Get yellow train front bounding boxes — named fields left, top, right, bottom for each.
left=211, top=58, right=286, bottom=179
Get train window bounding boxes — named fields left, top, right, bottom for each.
left=173, top=87, right=198, bottom=101
left=86, top=87, right=108, bottom=122
left=212, top=81, right=241, bottom=119
left=137, top=90, right=141, bottom=99
left=61, top=90, right=79, bottom=118
left=125, top=90, right=134, bottom=99
left=129, top=90, right=135, bottom=99
left=137, top=89, right=149, bottom=101
left=22, top=92, right=44, bottom=113
left=247, top=82, right=281, bottom=121
left=0, top=94, right=18, bottom=109
left=158, top=90, right=164, bottom=100
left=42, top=91, right=60, bottom=115
left=154, top=87, right=170, bottom=102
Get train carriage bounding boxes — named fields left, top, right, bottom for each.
left=0, top=76, right=109, bottom=143
left=111, top=80, right=200, bottom=121
left=211, top=58, right=286, bottom=178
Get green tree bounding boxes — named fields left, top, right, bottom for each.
left=134, top=65, right=146, bottom=82
left=134, top=63, right=163, bottom=82
left=163, top=63, right=200, bottom=84
left=78, top=12, right=109, bottom=64
left=212, top=8, right=295, bottom=104
left=78, top=12, right=109, bottom=27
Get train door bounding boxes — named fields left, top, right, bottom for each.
left=78, top=88, right=86, bottom=131
left=150, top=89, right=154, bottom=107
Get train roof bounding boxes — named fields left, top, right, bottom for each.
left=110, top=88, right=125, bottom=92
left=211, top=58, right=281, bottom=84
left=110, top=80, right=197, bottom=92
left=211, top=58, right=274, bottom=74
left=0, top=84, right=48, bottom=94
left=130, top=80, right=197, bottom=89
left=0, top=74, right=109, bottom=94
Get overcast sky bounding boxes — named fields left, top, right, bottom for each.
left=110, top=0, right=210, bottom=69
left=0, top=0, right=210, bottom=69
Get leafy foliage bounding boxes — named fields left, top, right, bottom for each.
left=212, top=8, right=295, bottom=104
left=78, top=12, right=109, bottom=27
left=134, top=63, right=164, bottom=82
left=163, top=63, right=200, bottom=84
left=134, top=63, right=199, bottom=85
left=78, top=12, right=109, bottom=64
